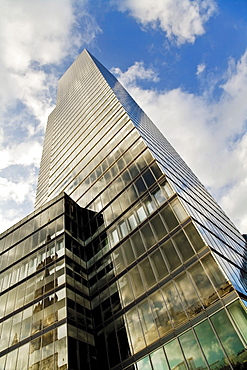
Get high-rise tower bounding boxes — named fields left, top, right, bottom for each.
left=1, top=50, right=247, bottom=370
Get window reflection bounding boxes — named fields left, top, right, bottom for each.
left=179, top=330, right=207, bottom=370
left=150, top=348, right=169, bottom=370
left=164, top=338, right=185, bottom=370
left=211, top=310, right=247, bottom=366
left=194, top=319, right=229, bottom=369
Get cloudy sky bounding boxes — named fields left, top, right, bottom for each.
left=0, top=0, right=246, bottom=234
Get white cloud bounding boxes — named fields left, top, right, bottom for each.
left=0, top=0, right=101, bottom=233
left=114, top=0, right=217, bottom=45
left=111, top=61, right=159, bottom=86
left=113, top=50, right=247, bottom=233
left=196, top=63, right=206, bottom=75
left=0, top=175, right=35, bottom=204
left=0, top=141, right=43, bottom=170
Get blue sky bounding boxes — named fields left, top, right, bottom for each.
left=0, top=0, right=246, bottom=233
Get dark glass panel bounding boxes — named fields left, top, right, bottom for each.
left=139, top=257, right=156, bottom=289
left=135, top=177, right=146, bottom=196
left=184, top=222, right=205, bottom=252
left=105, top=322, right=121, bottom=367
left=140, top=223, right=156, bottom=249
left=129, top=266, right=145, bottom=298
left=129, top=163, right=139, bottom=179
left=143, top=169, right=156, bottom=188
left=131, top=231, right=146, bottom=258
left=122, top=239, right=135, bottom=266
left=149, top=248, right=168, bottom=280
left=150, top=163, right=162, bottom=180
left=160, top=205, right=178, bottom=231
left=150, top=214, right=167, bottom=241
left=160, top=240, right=181, bottom=272
left=173, top=230, right=194, bottom=261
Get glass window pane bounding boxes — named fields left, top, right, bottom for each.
left=164, top=338, right=185, bottom=370
left=161, top=282, right=187, bottom=326
left=211, top=309, right=247, bottom=364
left=150, top=249, right=168, bottom=281
left=189, top=262, right=217, bottom=307
left=143, top=169, right=156, bottom=187
left=5, top=348, right=18, bottom=370
left=137, top=356, right=152, bottom=370
left=160, top=205, right=179, bottom=231
left=170, top=199, right=187, bottom=222
left=113, top=247, right=125, bottom=274
left=118, top=275, right=134, bottom=306
left=119, top=221, right=128, bottom=237
left=144, top=196, right=156, bottom=214
left=227, top=300, right=247, bottom=343
left=128, top=214, right=138, bottom=230
left=149, top=290, right=172, bottom=336
left=129, top=266, right=145, bottom=298
left=179, top=330, right=207, bottom=370
left=175, top=272, right=203, bottom=318
left=160, top=240, right=181, bottom=272
left=138, top=299, right=159, bottom=345
left=163, top=182, right=174, bottom=198
left=184, top=223, right=205, bottom=252
left=150, top=347, right=169, bottom=370
left=150, top=214, right=167, bottom=240
left=140, top=223, right=156, bottom=249
left=173, top=230, right=194, bottom=261
left=111, top=229, right=119, bottom=245
left=139, top=258, right=156, bottom=289
left=122, top=239, right=135, bottom=266
left=135, top=177, right=146, bottom=195
left=194, top=319, right=229, bottom=370
left=202, top=254, right=232, bottom=297
left=131, top=231, right=146, bottom=258
left=136, top=205, right=147, bottom=222
left=126, top=307, right=145, bottom=354
left=153, top=188, right=166, bottom=205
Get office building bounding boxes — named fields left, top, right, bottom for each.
left=0, top=50, right=247, bottom=369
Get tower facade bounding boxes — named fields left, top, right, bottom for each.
left=1, top=50, right=247, bottom=369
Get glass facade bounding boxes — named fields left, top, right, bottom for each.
left=1, top=50, right=247, bottom=369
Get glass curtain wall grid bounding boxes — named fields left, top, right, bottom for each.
left=1, top=49, right=247, bottom=369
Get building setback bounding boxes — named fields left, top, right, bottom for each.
left=0, top=50, right=247, bottom=370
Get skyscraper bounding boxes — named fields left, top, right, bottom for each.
left=1, top=49, right=247, bottom=369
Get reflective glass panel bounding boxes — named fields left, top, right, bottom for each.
left=137, top=356, right=152, bottom=370
left=164, top=338, right=185, bottom=370
left=150, top=347, right=169, bottom=370
left=179, top=330, right=207, bottom=369
left=211, top=310, right=247, bottom=364
left=194, top=319, right=229, bottom=369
